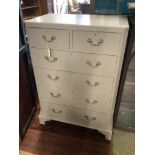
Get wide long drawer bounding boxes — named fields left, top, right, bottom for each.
left=73, top=30, right=122, bottom=55
left=27, top=28, right=70, bottom=49
left=38, top=86, right=111, bottom=113
left=30, top=48, right=117, bottom=77
left=35, top=68, right=114, bottom=94
left=40, top=102, right=108, bottom=129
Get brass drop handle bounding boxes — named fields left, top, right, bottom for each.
left=87, top=38, right=103, bottom=46
left=50, top=92, right=61, bottom=98
left=47, top=74, right=59, bottom=81
left=85, top=98, right=98, bottom=104
left=86, top=60, right=101, bottom=68
left=51, top=108, right=62, bottom=113
left=42, top=35, right=56, bottom=42
left=44, top=56, right=58, bottom=63
left=84, top=115, right=96, bottom=121
left=86, top=80, right=100, bottom=87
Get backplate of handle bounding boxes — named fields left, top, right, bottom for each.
left=51, top=108, right=62, bottom=113
left=86, top=60, right=101, bottom=68
left=87, top=38, right=103, bottom=46
left=85, top=98, right=98, bottom=104
left=86, top=80, right=100, bottom=87
left=50, top=92, right=61, bottom=98
left=42, top=35, right=56, bottom=43
left=84, top=115, right=96, bottom=121
left=44, top=56, right=58, bottom=63
left=47, top=74, right=59, bottom=81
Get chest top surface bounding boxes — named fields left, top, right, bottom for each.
left=25, top=13, right=129, bottom=29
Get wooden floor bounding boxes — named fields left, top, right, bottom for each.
left=20, top=105, right=112, bottom=155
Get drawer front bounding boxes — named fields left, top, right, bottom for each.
left=48, top=103, right=108, bottom=129
left=31, top=48, right=117, bottom=77
left=27, top=28, right=70, bottom=49
left=36, top=68, right=114, bottom=94
left=38, top=86, right=111, bottom=113
left=73, top=30, right=122, bottom=55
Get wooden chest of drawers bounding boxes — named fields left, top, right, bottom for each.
left=25, top=14, right=129, bottom=140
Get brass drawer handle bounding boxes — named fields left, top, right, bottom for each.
left=42, top=35, right=56, bottom=43
left=86, top=80, right=99, bottom=87
left=51, top=108, right=62, bottom=113
left=50, top=92, right=61, bottom=98
left=85, top=98, right=98, bottom=104
left=87, top=38, right=103, bottom=46
left=84, top=115, right=96, bottom=121
left=86, top=60, right=101, bottom=68
left=44, top=56, right=58, bottom=63
left=47, top=74, right=59, bottom=81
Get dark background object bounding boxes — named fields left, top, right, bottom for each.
left=79, top=3, right=91, bottom=14
left=95, top=0, right=135, bottom=14
left=21, top=0, right=48, bottom=20
left=19, top=4, right=37, bottom=140
left=40, top=0, right=48, bottom=15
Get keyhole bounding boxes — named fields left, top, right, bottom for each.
left=94, top=34, right=96, bottom=36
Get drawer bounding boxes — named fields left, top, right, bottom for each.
left=73, top=30, right=122, bottom=55
left=47, top=103, right=108, bottom=129
left=27, top=28, right=70, bottom=49
left=36, top=68, right=114, bottom=94
left=38, top=86, right=111, bottom=113
left=31, top=48, right=117, bottom=77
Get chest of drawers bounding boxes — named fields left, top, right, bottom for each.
left=25, top=14, right=129, bottom=140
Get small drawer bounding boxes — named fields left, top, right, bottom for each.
left=36, top=68, right=114, bottom=94
left=30, top=48, right=117, bottom=77
left=73, top=30, right=122, bottom=55
left=27, top=28, right=70, bottom=49
left=47, top=103, right=108, bottom=129
left=38, top=86, right=111, bottom=113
